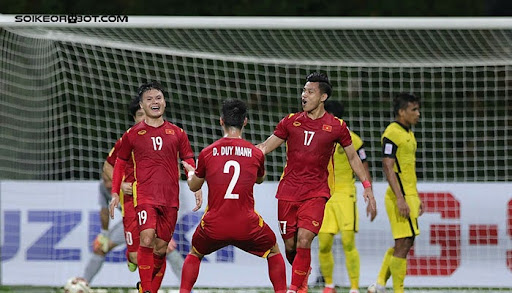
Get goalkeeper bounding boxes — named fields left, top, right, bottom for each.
left=318, top=100, right=376, bottom=293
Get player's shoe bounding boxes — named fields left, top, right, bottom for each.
left=349, top=290, right=359, bottom=293
left=322, top=286, right=337, bottom=293
left=367, top=283, right=386, bottom=293
left=127, top=260, right=137, bottom=272
left=136, top=281, right=143, bottom=293
left=297, top=267, right=311, bottom=293
left=92, top=234, right=109, bottom=253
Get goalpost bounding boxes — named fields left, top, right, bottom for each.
left=0, top=16, right=511, bottom=292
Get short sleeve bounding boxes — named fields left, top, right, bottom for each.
left=273, top=116, right=289, bottom=140
left=106, top=138, right=122, bottom=165
left=195, top=150, right=206, bottom=179
left=382, top=137, right=398, bottom=158
left=337, top=121, right=352, bottom=147
left=116, top=132, right=132, bottom=161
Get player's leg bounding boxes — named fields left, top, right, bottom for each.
left=166, top=238, right=184, bottom=279
left=83, top=183, right=113, bottom=284
left=340, top=198, right=359, bottom=292
left=243, top=222, right=287, bottom=293
left=290, top=197, right=327, bottom=293
left=390, top=237, right=413, bottom=293
left=390, top=195, right=420, bottom=293
left=318, top=233, right=335, bottom=288
left=386, top=195, right=420, bottom=293
left=135, top=204, right=158, bottom=292
left=150, top=206, right=178, bottom=292
left=180, top=225, right=222, bottom=293
left=151, top=238, right=168, bottom=293
left=180, top=248, right=204, bottom=293
left=278, top=200, right=299, bottom=265
left=318, top=202, right=338, bottom=291
left=341, top=230, right=359, bottom=292
left=266, top=243, right=287, bottom=293
left=123, top=197, right=140, bottom=272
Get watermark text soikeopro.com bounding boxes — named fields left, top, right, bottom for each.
left=14, top=15, right=129, bottom=24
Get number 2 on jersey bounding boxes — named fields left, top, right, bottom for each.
left=223, top=160, right=240, bottom=199
left=304, top=130, right=315, bottom=146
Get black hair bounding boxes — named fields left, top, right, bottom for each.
left=222, top=98, right=247, bottom=129
left=393, top=93, right=420, bottom=116
left=128, top=96, right=141, bottom=118
left=306, top=72, right=332, bottom=99
left=324, top=100, right=344, bottom=118
left=137, top=81, right=164, bottom=100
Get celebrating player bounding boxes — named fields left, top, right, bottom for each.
left=82, top=96, right=145, bottom=284
left=318, top=100, right=376, bottom=293
left=179, top=98, right=287, bottom=293
left=367, top=93, right=422, bottom=293
left=109, top=82, right=200, bottom=293
left=258, top=72, right=376, bottom=293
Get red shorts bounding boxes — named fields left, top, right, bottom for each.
left=123, top=199, right=139, bottom=253
left=278, top=197, right=327, bottom=239
left=192, top=222, right=276, bottom=257
left=135, top=204, right=178, bottom=242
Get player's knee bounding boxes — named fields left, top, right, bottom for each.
left=318, top=233, right=334, bottom=253
left=341, top=234, right=355, bottom=251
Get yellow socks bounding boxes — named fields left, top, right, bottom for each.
left=341, top=230, right=359, bottom=289
left=376, top=247, right=394, bottom=286
left=318, top=233, right=335, bottom=285
left=389, top=255, right=407, bottom=293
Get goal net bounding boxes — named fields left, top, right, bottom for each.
left=0, top=17, right=511, bottom=292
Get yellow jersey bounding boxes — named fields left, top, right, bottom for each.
left=381, top=121, right=418, bottom=197
left=328, top=131, right=366, bottom=202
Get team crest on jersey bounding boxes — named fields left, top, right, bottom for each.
left=137, top=130, right=147, bottom=135
left=322, top=124, right=332, bottom=132
left=165, top=129, right=175, bottom=135
left=293, top=121, right=301, bottom=127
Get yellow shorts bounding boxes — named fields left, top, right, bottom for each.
left=385, top=191, right=420, bottom=239
left=319, top=194, right=358, bottom=234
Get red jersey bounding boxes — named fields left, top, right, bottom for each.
left=195, top=137, right=265, bottom=240
left=106, top=137, right=136, bottom=212
left=273, top=112, right=352, bottom=201
left=116, top=120, right=195, bottom=207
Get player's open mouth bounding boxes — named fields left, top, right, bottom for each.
left=151, top=106, right=159, bottom=110
left=302, top=100, right=307, bottom=105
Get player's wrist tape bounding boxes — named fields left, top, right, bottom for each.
left=187, top=171, right=195, bottom=179
left=362, top=180, right=372, bottom=189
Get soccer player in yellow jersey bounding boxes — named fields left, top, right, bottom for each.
left=368, top=93, right=423, bottom=293
left=319, top=100, right=376, bottom=293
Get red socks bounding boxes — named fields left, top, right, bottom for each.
left=137, top=246, right=154, bottom=292
left=290, top=247, right=311, bottom=290
left=151, top=253, right=167, bottom=292
left=267, top=253, right=287, bottom=293
left=180, top=254, right=201, bottom=293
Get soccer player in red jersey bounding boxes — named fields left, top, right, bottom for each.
left=258, top=73, right=377, bottom=293
left=179, top=99, right=287, bottom=293
left=82, top=96, right=145, bottom=284
left=103, top=96, right=146, bottom=273
left=109, top=82, right=200, bottom=293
